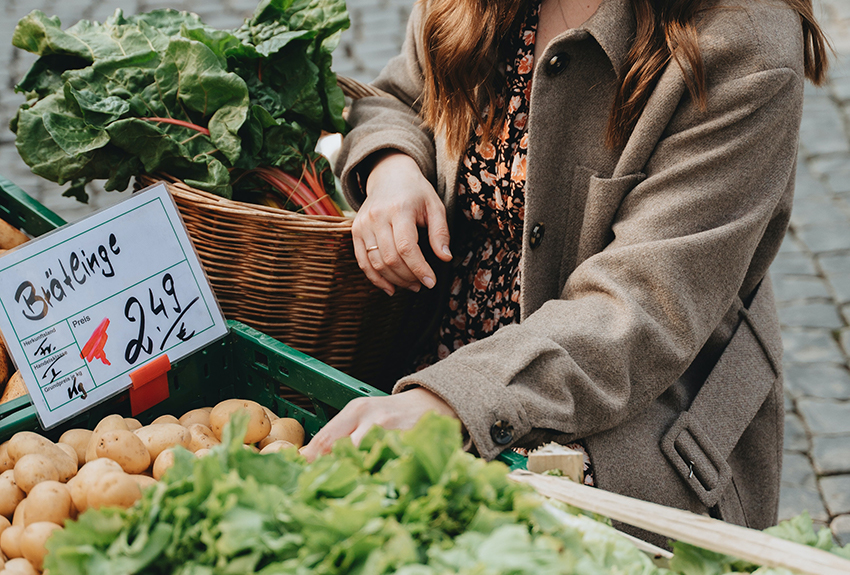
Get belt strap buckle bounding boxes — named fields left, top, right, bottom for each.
left=660, top=411, right=733, bottom=508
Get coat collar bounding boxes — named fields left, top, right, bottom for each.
left=576, top=0, right=636, bottom=79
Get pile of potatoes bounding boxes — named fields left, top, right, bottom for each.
left=0, top=398, right=304, bottom=574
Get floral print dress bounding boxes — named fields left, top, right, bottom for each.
left=421, top=1, right=595, bottom=485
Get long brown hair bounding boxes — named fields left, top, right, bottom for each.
left=419, top=0, right=830, bottom=154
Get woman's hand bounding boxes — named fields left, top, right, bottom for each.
left=300, top=387, right=459, bottom=461
left=352, top=151, right=452, bottom=296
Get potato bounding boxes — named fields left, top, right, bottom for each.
left=14, top=454, right=59, bottom=493
left=24, top=481, right=72, bottom=526
left=70, top=459, right=122, bottom=513
left=95, top=430, right=151, bottom=474
left=187, top=424, right=219, bottom=452
left=209, top=399, right=270, bottom=443
left=86, top=415, right=129, bottom=463
left=86, top=472, right=142, bottom=510
left=151, top=414, right=179, bottom=425
left=0, top=470, right=25, bottom=518
left=0, top=342, right=12, bottom=394
left=7, top=432, right=76, bottom=482
left=0, top=441, right=14, bottom=473
left=194, top=448, right=211, bottom=458
left=1, top=524, right=23, bottom=558
left=152, top=449, right=177, bottom=481
left=0, top=219, right=29, bottom=250
left=0, top=514, right=11, bottom=537
left=4, top=557, right=39, bottom=575
left=57, top=442, right=78, bottom=464
left=259, top=418, right=305, bottom=449
left=262, top=406, right=279, bottom=423
left=58, top=429, right=92, bottom=467
left=128, top=474, right=158, bottom=491
left=124, top=418, right=142, bottom=431
left=179, top=409, right=211, bottom=428
left=134, top=424, right=190, bottom=461
left=20, top=521, right=61, bottom=571
left=12, top=499, right=26, bottom=527
left=0, top=372, right=28, bottom=405
left=259, top=440, right=295, bottom=454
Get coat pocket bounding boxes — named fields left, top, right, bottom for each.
left=572, top=169, right=646, bottom=268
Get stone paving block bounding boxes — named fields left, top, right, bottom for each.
left=819, top=253, right=850, bottom=274
left=790, top=196, right=850, bottom=227
left=782, top=451, right=817, bottom=489
left=833, top=75, right=850, bottom=103
left=797, top=398, right=850, bottom=435
left=778, top=233, right=806, bottom=254
left=808, top=153, right=850, bottom=179
left=820, top=474, right=850, bottom=516
left=785, top=390, right=794, bottom=412
left=826, top=271, right=850, bottom=304
left=811, top=434, right=850, bottom=475
left=799, top=96, right=850, bottom=156
left=832, top=515, right=850, bottom=546
left=794, top=160, right=832, bottom=199
left=770, top=253, right=819, bottom=276
left=778, top=485, right=829, bottom=522
left=796, top=223, right=850, bottom=253
left=784, top=362, right=850, bottom=400
left=778, top=302, right=844, bottom=329
left=781, top=329, right=846, bottom=363
left=842, top=327, right=850, bottom=356
left=842, top=303, right=850, bottom=325
left=784, top=413, right=810, bottom=452
left=823, top=164, right=850, bottom=195
left=773, top=275, right=831, bottom=303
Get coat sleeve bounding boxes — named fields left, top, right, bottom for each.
left=335, top=3, right=437, bottom=210
left=394, top=58, right=804, bottom=460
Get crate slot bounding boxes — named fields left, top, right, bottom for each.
left=254, top=351, right=269, bottom=368
left=277, top=383, right=314, bottom=412
left=277, top=365, right=289, bottom=377
left=203, top=363, right=210, bottom=379
left=172, top=374, right=180, bottom=390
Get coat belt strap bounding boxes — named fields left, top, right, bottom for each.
left=660, top=279, right=779, bottom=508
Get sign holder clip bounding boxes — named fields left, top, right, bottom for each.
left=129, top=354, right=171, bottom=416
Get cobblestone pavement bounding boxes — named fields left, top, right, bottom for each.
left=2, top=0, right=850, bottom=544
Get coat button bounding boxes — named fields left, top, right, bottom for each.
left=529, top=222, right=545, bottom=249
left=490, top=420, right=514, bottom=445
left=545, top=52, right=570, bottom=76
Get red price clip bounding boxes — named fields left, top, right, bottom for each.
left=129, top=354, right=171, bottom=416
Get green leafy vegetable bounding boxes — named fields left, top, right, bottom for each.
left=11, top=0, right=348, bottom=210
left=44, top=412, right=849, bottom=574
left=45, top=413, right=666, bottom=574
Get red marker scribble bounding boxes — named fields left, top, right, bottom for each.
left=81, top=318, right=111, bottom=366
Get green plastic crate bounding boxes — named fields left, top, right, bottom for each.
left=0, top=175, right=526, bottom=469
left=0, top=319, right=387, bottom=442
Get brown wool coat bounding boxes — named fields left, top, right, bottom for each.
left=337, top=0, right=804, bottom=540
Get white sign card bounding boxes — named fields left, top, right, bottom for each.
left=0, top=183, right=228, bottom=429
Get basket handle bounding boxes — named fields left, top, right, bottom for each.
left=337, top=75, right=394, bottom=100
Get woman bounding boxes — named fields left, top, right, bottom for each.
left=302, top=0, right=829, bottom=538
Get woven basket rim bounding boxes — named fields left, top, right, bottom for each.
left=138, top=174, right=354, bottom=228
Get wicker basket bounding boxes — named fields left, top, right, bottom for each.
left=136, top=173, right=426, bottom=391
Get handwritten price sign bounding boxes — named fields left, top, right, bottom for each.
left=0, top=183, right=227, bottom=429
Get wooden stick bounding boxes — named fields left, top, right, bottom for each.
left=509, top=470, right=850, bottom=575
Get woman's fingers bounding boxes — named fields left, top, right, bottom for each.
left=352, top=233, right=397, bottom=296
left=372, top=223, right=421, bottom=287
left=391, top=216, right=436, bottom=288
left=300, top=389, right=459, bottom=463
left=426, top=197, right=452, bottom=262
